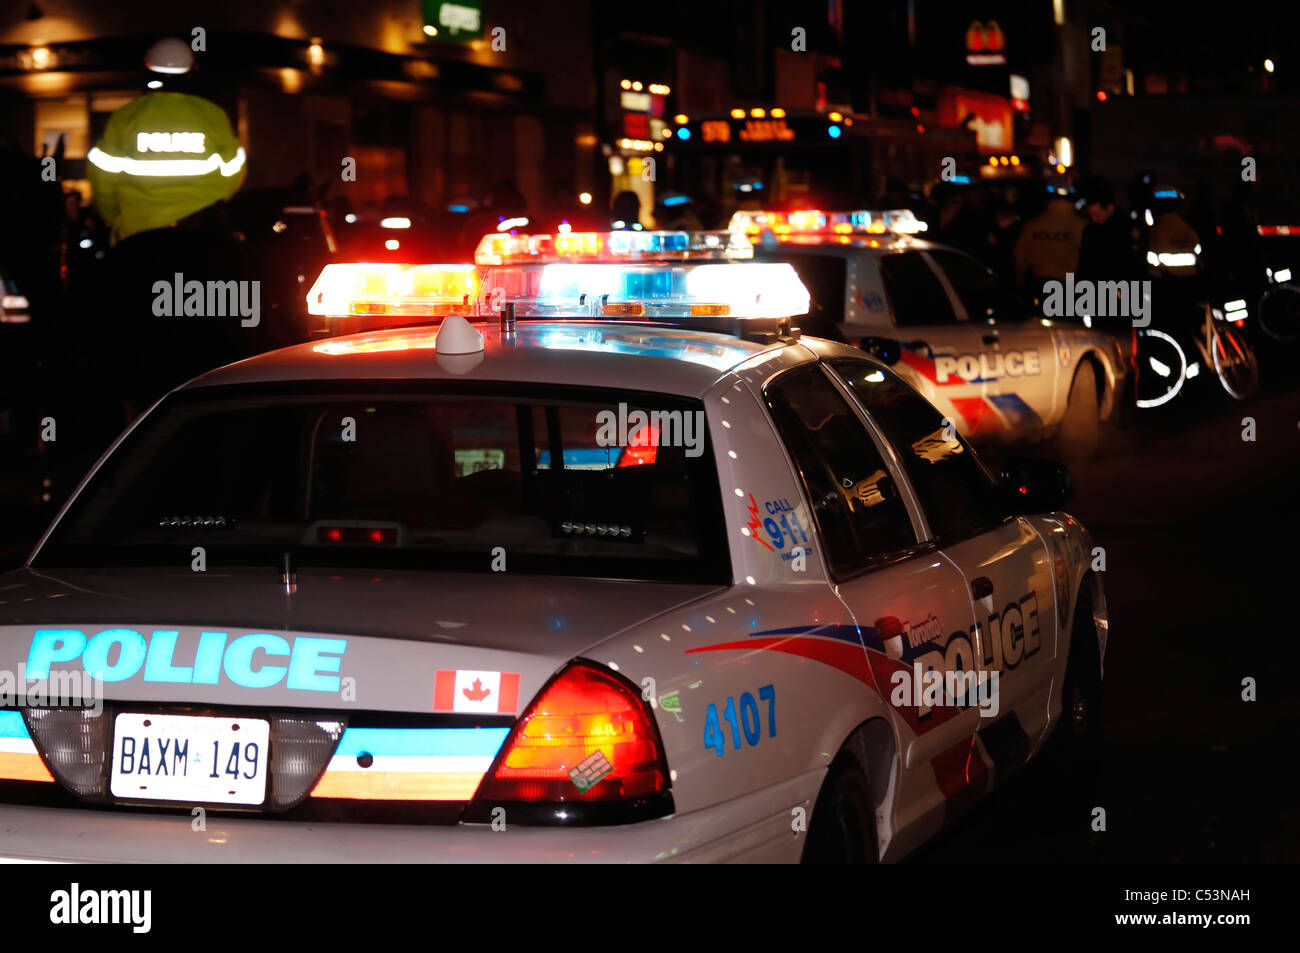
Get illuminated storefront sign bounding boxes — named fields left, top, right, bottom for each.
left=739, top=119, right=795, bottom=142
left=939, top=88, right=1012, bottom=150
left=701, top=121, right=731, bottom=143
left=965, top=20, right=1007, bottom=66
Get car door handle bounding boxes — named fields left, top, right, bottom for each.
left=971, top=576, right=994, bottom=600
left=982, top=334, right=999, bottom=345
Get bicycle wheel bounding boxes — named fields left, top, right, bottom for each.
left=1256, top=285, right=1300, bottom=342
left=1210, top=323, right=1259, bottom=400
left=1134, top=328, right=1188, bottom=408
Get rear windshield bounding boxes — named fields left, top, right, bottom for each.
left=34, top=381, right=730, bottom=583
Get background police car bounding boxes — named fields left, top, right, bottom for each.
left=743, top=214, right=1132, bottom=458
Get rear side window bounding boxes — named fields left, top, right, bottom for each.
left=832, top=360, right=1004, bottom=542
left=765, top=367, right=917, bottom=576
left=879, top=250, right=957, bottom=327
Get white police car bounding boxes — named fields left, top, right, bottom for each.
left=732, top=209, right=1132, bottom=458
left=0, top=243, right=1107, bottom=862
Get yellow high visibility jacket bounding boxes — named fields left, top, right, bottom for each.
left=1013, top=198, right=1086, bottom=286
left=1148, top=211, right=1200, bottom=254
left=88, top=91, right=246, bottom=244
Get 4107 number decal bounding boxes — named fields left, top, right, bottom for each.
left=703, top=685, right=776, bottom=757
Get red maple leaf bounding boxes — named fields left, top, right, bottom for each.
left=463, top=678, right=491, bottom=701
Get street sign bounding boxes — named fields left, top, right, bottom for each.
left=423, top=0, right=484, bottom=41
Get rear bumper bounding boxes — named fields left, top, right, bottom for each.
left=0, top=771, right=821, bottom=864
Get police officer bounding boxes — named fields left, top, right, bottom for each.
left=88, top=39, right=245, bottom=246
left=1013, top=188, right=1086, bottom=293
left=1146, top=186, right=1201, bottom=276
left=83, top=38, right=248, bottom=419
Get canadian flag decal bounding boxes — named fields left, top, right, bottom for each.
left=433, top=670, right=521, bottom=713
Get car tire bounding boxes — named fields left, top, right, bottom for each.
left=1054, top=586, right=1104, bottom=766
left=1054, top=362, right=1101, bottom=461
left=802, top=756, right=878, bottom=864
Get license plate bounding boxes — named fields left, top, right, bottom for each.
left=110, top=713, right=270, bottom=805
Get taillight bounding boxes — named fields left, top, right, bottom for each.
left=468, top=662, right=671, bottom=822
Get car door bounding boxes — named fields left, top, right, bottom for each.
left=877, top=249, right=993, bottom=438
left=926, top=248, right=1060, bottom=434
left=762, top=365, right=990, bottom=825
left=828, top=358, right=1060, bottom=767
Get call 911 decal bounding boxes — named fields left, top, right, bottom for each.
left=745, top=494, right=810, bottom=560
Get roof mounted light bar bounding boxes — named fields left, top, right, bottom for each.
left=479, top=261, right=808, bottom=321
left=306, top=263, right=479, bottom=318
left=474, top=229, right=752, bottom=264
left=729, top=208, right=928, bottom=237
left=307, top=260, right=810, bottom=329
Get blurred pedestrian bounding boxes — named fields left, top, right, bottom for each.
left=611, top=190, right=643, bottom=230
left=655, top=193, right=703, bottom=231
left=1077, top=176, right=1141, bottom=284
left=986, top=199, right=1022, bottom=287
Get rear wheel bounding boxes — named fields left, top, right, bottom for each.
left=1257, top=285, right=1300, bottom=342
left=1054, top=362, right=1101, bottom=460
left=802, top=757, right=878, bottom=864
left=1048, top=586, right=1106, bottom=850
left=1054, top=587, right=1104, bottom=765
left=1209, top=324, right=1259, bottom=400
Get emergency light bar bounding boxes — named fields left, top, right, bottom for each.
left=307, top=260, right=810, bottom=324
left=474, top=230, right=752, bottom=264
left=730, top=208, right=928, bottom=237
left=307, top=263, right=478, bottom=318
left=480, top=261, right=809, bottom=320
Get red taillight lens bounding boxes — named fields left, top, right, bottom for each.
left=473, top=662, right=668, bottom=803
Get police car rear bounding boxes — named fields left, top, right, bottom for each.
left=0, top=247, right=809, bottom=862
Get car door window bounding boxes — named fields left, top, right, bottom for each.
left=765, top=367, right=917, bottom=576
left=879, top=250, right=957, bottom=327
left=761, top=251, right=846, bottom=341
left=831, top=360, right=1005, bottom=542
left=929, top=249, right=1032, bottom=323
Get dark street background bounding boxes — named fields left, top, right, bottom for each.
left=914, top=385, right=1300, bottom=862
